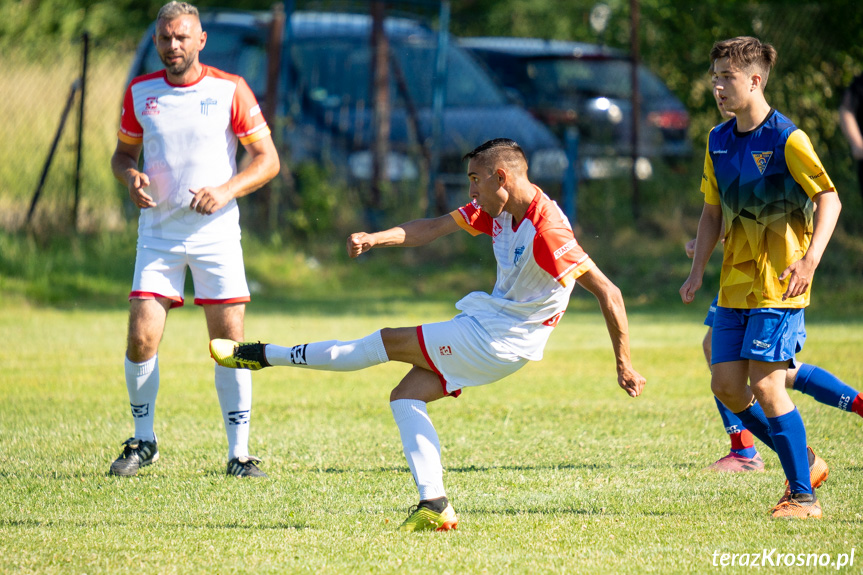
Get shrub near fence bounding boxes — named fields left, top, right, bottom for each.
left=1, top=41, right=131, bottom=233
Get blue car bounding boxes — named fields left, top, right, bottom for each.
left=128, top=10, right=567, bottom=209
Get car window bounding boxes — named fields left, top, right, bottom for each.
left=524, top=58, right=673, bottom=102
left=291, top=37, right=507, bottom=109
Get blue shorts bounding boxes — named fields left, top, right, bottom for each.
left=711, top=306, right=806, bottom=365
left=704, top=295, right=719, bottom=327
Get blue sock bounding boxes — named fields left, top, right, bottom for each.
left=793, top=363, right=861, bottom=412
left=733, top=401, right=775, bottom=452
left=714, top=397, right=757, bottom=458
left=767, top=408, right=812, bottom=494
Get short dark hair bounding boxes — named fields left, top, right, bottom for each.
left=710, top=36, right=777, bottom=87
left=463, top=138, right=527, bottom=173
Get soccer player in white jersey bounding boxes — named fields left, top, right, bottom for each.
left=210, top=138, right=646, bottom=530
left=109, top=1, right=279, bottom=477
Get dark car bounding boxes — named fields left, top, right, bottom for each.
left=128, top=10, right=567, bottom=208
left=459, top=37, right=692, bottom=180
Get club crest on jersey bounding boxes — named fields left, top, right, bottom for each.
left=513, top=245, right=525, bottom=265
left=200, top=98, right=218, bottom=115
left=751, top=151, right=773, bottom=175
left=439, top=345, right=452, bottom=356
left=142, top=97, right=160, bottom=116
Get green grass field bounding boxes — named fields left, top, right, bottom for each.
left=2, top=296, right=862, bottom=573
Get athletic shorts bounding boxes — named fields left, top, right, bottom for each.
left=418, top=313, right=529, bottom=398
left=130, top=236, right=251, bottom=308
left=711, top=306, right=806, bottom=365
left=704, top=294, right=719, bottom=327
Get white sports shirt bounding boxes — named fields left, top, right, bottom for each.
left=118, top=66, right=271, bottom=241
left=451, top=187, right=595, bottom=360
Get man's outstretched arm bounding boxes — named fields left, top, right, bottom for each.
left=347, top=214, right=461, bottom=258
left=576, top=266, right=646, bottom=398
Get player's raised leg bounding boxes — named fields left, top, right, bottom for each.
left=791, top=363, right=863, bottom=417
left=210, top=330, right=389, bottom=372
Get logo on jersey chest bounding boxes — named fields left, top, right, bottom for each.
left=492, top=220, right=503, bottom=238
left=513, top=245, right=525, bottom=265
left=751, top=151, right=773, bottom=175
left=439, top=345, right=452, bottom=356
left=200, top=98, right=218, bottom=115
left=142, top=96, right=160, bottom=116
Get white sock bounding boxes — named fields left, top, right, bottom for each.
left=390, top=399, right=446, bottom=501
left=125, top=355, right=159, bottom=442
left=265, top=330, right=389, bottom=371
left=214, top=364, right=252, bottom=460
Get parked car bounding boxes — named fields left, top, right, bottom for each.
left=127, top=10, right=567, bottom=209
left=459, top=37, right=692, bottom=180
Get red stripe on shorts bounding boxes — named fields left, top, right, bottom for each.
left=129, top=291, right=184, bottom=308
left=193, top=296, right=251, bottom=306
left=416, top=326, right=461, bottom=398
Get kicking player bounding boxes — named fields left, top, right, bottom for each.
left=210, top=138, right=646, bottom=531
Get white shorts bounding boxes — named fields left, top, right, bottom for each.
left=130, top=236, right=250, bottom=308
left=418, top=313, right=529, bottom=398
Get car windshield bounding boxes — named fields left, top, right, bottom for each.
left=520, top=58, right=673, bottom=105
left=291, top=36, right=507, bottom=109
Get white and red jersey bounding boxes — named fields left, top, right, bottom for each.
left=450, top=187, right=595, bottom=360
left=118, top=66, right=271, bottom=241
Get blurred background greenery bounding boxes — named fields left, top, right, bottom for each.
left=2, top=0, right=862, bottom=313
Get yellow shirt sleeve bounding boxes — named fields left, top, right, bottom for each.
left=785, top=129, right=836, bottom=199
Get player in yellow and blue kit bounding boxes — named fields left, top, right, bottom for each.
left=681, top=37, right=841, bottom=519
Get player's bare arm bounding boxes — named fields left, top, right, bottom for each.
left=189, top=134, right=280, bottom=215
left=576, top=266, right=646, bottom=398
left=779, top=190, right=841, bottom=300
left=347, top=215, right=460, bottom=258
left=680, top=202, right=723, bottom=304
left=839, top=90, right=863, bottom=160
left=111, top=139, right=155, bottom=209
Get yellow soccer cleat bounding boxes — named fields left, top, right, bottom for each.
left=209, top=339, right=270, bottom=370
left=398, top=502, right=459, bottom=532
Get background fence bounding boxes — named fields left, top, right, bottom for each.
left=3, top=0, right=862, bottom=243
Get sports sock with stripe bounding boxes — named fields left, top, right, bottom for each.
left=793, top=363, right=863, bottom=417
left=714, top=396, right=758, bottom=458
left=125, top=355, right=159, bottom=442
left=390, top=399, right=446, bottom=502
left=214, top=364, right=252, bottom=460
left=264, top=331, right=389, bottom=370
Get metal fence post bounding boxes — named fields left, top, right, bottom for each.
left=73, top=31, right=89, bottom=232
left=562, top=126, right=579, bottom=226
left=427, top=0, right=450, bottom=216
